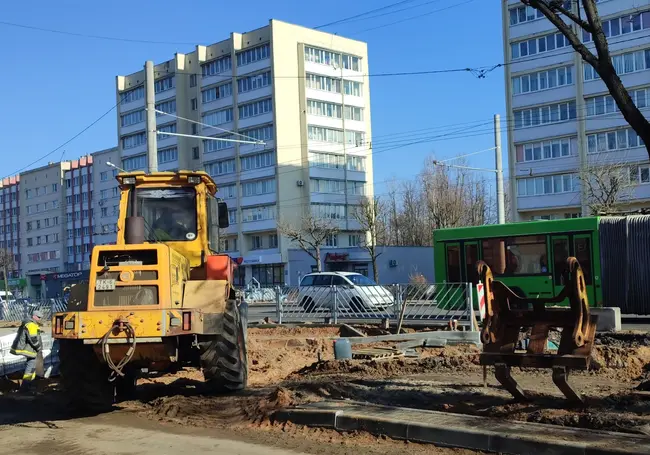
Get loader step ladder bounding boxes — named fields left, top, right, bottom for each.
left=477, top=257, right=598, bottom=405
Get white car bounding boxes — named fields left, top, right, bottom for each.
left=297, top=272, right=394, bottom=312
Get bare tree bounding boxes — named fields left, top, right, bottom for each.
left=352, top=197, right=386, bottom=283
left=579, top=160, right=635, bottom=214
left=0, top=249, right=15, bottom=298
left=278, top=215, right=339, bottom=272
left=522, top=0, right=650, bottom=158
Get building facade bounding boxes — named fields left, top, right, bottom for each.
left=0, top=176, right=21, bottom=279
left=90, top=147, right=120, bottom=246
left=19, top=162, right=69, bottom=275
left=64, top=156, right=94, bottom=271
left=115, top=19, right=373, bottom=286
left=502, top=0, right=650, bottom=220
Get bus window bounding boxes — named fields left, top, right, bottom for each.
left=481, top=238, right=507, bottom=275
left=446, top=245, right=462, bottom=282
left=552, top=238, right=569, bottom=285
left=465, top=243, right=479, bottom=284
left=505, top=236, right=547, bottom=275
left=574, top=237, right=593, bottom=285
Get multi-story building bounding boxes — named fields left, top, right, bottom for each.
left=63, top=156, right=95, bottom=271
left=0, top=176, right=21, bottom=278
left=115, top=19, right=372, bottom=286
left=19, top=162, right=69, bottom=275
left=91, top=147, right=121, bottom=246
left=502, top=1, right=650, bottom=220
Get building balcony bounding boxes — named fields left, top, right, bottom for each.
left=201, top=97, right=234, bottom=114
left=154, top=88, right=176, bottom=102
left=237, top=85, right=272, bottom=104
left=241, top=218, right=276, bottom=233
left=241, top=192, right=276, bottom=207
left=517, top=192, right=581, bottom=211
left=236, top=59, right=271, bottom=77
left=238, top=112, right=273, bottom=130
left=240, top=166, right=275, bottom=181
left=240, top=141, right=275, bottom=156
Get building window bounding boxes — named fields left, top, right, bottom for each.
left=310, top=179, right=345, bottom=194
left=157, top=123, right=177, bottom=141
left=241, top=178, right=275, bottom=196
left=241, top=205, right=276, bottom=222
left=343, top=81, right=362, bottom=97
left=123, top=155, right=147, bottom=172
left=228, top=209, right=238, bottom=224
left=220, top=184, right=237, bottom=199
left=100, top=189, right=108, bottom=199
left=190, top=74, right=197, bottom=87
left=154, top=76, right=175, bottom=94
left=325, top=234, right=338, bottom=247
left=347, top=181, right=365, bottom=195
left=223, top=237, right=238, bottom=252
left=204, top=134, right=235, bottom=153
left=583, top=10, right=650, bottom=42
left=512, top=66, right=573, bottom=95
left=511, top=32, right=570, bottom=60
left=26, top=222, right=32, bottom=231
left=517, top=173, right=579, bottom=196
left=585, top=49, right=650, bottom=81
left=201, top=55, right=232, bottom=77
left=236, top=43, right=270, bottom=66
left=191, top=98, right=198, bottom=111
left=239, top=124, right=274, bottom=142
left=192, top=147, right=200, bottom=159
left=311, top=203, right=346, bottom=220
left=251, top=235, right=263, bottom=250
left=121, top=131, right=147, bottom=149
left=202, top=108, right=233, bottom=126
left=349, top=234, right=361, bottom=247
left=307, top=100, right=342, bottom=119
left=269, top=233, right=278, bottom=248
left=588, top=128, right=645, bottom=153
left=120, top=86, right=144, bottom=103
left=238, top=98, right=273, bottom=119
left=240, top=151, right=275, bottom=171
left=206, top=159, right=236, bottom=177
left=514, top=100, right=576, bottom=129
left=192, top=123, right=198, bottom=135
left=238, top=71, right=271, bottom=93
left=304, top=47, right=361, bottom=71
left=306, top=73, right=342, bottom=93
left=309, top=151, right=366, bottom=170
left=201, top=83, right=233, bottom=104
left=120, top=109, right=145, bottom=127
left=251, top=264, right=284, bottom=286
left=100, top=171, right=108, bottom=181
left=509, top=4, right=545, bottom=25
left=307, top=126, right=365, bottom=145
left=156, top=99, right=176, bottom=116
left=27, top=238, right=32, bottom=247
left=158, top=147, right=178, bottom=164
left=101, top=207, right=108, bottom=217
left=515, top=137, right=575, bottom=162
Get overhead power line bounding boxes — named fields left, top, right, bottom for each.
left=314, top=0, right=419, bottom=29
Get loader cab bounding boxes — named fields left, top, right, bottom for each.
left=116, top=171, right=230, bottom=267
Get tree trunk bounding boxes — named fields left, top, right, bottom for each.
left=315, top=246, right=322, bottom=272
left=371, top=251, right=379, bottom=283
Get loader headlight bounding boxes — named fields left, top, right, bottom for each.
left=64, top=320, right=75, bottom=330
left=123, top=177, right=136, bottom=185
left=187, top=176, right=201, bottom=184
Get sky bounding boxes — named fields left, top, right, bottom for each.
left=0, top=0, right=507, bottom=199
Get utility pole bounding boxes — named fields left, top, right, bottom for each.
left=145, top=60, right=158, bottom=173
left=2, top=258, right=9, bottom=303
left=494, top=114, right=505, bottom=224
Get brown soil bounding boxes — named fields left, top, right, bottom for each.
left=0, top=321, right=20, bottom=328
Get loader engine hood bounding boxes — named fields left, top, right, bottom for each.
left=89, top=244, right=189, bottom=310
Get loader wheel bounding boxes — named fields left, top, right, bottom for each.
left=58, top=339, right=114, bottom=412
left=199, top=300, right=248, bottom=393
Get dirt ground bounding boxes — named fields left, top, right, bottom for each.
left=3, top=325, right=650, bottom=453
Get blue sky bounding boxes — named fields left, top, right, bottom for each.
left=0, top=0, right=506, bottom=197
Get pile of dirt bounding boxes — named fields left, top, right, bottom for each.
left=0, top=321, right=20, bottom=328
left=589, top=345, right=650, bottom=380
left=596, top=332, right=650, bottom=348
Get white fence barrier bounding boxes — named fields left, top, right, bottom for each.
left=0, top=299, right=66, bottom=322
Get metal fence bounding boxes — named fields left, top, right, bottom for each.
left=245, top=283, right=475, bottom=327
left=0, top=299, right=66, bottom=322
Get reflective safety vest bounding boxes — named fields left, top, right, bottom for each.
left=10, top=321, right=42, bottom=359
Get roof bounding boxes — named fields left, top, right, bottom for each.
left=115, top=170, right=218, bottom=195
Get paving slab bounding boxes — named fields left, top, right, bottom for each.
left=274, top=400, right=650, bottom=455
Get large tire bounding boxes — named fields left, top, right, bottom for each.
left=58, top=339, right=114, bottom=412
left=199, top=300, right=248, bottom=393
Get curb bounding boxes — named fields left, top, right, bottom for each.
left=273, top=401, right=650, bottom=455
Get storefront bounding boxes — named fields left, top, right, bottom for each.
left=231, top=253, right=286, bottom=287
left=0, top=278, right=27, bottom=297
left=28, top=271, right=90, bottom=299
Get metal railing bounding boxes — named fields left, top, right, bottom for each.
left=0, top=299, right=67, bottom=322
left=245, top=283, right=475, bottom=327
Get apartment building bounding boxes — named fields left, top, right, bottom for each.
left=0, top=176, right=21, bottom=278
left=19, top=162, right=69, bottom=275
left=503, top=0, right=650, bottom=220
left=91, top=147, right=121, bottom=246
left=63, top=156, right=95, bottom=271
left=115, top=19, right=372, bottom=286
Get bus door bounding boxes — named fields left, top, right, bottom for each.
left=550, top=235, right=570, bottom=304
left=574, top=234, right=596, bottom=306
left=444, top=242, right=462, bottom=283
left=463, top=241, right=480, bottom=311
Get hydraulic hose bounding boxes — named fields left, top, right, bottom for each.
left=101, top=320, right=137, bottom=382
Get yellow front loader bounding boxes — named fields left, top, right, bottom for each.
left=52, top=171, right=247, bottom=409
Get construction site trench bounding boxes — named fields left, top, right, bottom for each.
left=3, top=324, right=650, bottom=450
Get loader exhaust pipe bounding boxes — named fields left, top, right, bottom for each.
left=125, top=216, right=145, bottom=244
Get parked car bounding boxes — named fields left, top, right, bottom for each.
left=297, top=272, right=394, bottom=312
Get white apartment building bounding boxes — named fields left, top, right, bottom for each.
left=90, top=147, right=120, bottom=247
left=503, top=0, right=650, bottom=220
left=19, top=162, right=68, bottom=274
left=115, top=19, right=373, bottom=286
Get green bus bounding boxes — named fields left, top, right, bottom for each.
left=433, top=218, right=602, bottom=307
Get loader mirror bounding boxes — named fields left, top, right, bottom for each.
left=217, top=201, right=229, bottom=228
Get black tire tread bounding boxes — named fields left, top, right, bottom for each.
left=58, top=339, right=114, bottom=411
left=199, top=300, right=248, bottom=393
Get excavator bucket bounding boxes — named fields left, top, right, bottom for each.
left=477, top=257, right=598, bottom=405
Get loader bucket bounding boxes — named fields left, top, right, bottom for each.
left=477, top=257, right=598, bottom=405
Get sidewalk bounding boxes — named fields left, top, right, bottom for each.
left=274, top=400, right=650, bottom=455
